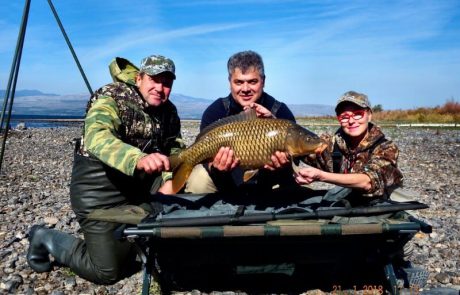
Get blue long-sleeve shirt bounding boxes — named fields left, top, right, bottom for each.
left=200, top=92, right=295, bottom=131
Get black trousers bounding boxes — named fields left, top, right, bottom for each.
left=68, top=153, right=155, bottom=284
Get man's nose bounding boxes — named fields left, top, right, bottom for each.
left=241, top=82, right=250, bottom=91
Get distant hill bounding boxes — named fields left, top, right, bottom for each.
left=4, top=93, right=88, bottom=117
left=288, top=104, right=335, bottom=117
left=169, top=94, right=214, bottom=119
left=0, top=89, right=58, bottom=97
left=1, top=89, right=334, bottom=119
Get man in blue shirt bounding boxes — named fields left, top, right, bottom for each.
left=185, top=50, right=298, bottom=194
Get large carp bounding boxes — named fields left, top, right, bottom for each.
left=170, top=109, right=324, bottom=193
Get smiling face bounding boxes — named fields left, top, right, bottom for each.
left=229, top=67, right=265, bottom=108
left=336, top=102, right=372, bottom=146
left=136, top=72, right=174, bottom=107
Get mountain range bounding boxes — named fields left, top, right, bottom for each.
left=1, top=89, right=335, bottom=119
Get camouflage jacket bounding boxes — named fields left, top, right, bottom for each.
left=311, top=123, right=403, bottom=197
left=79, top=58, right=184, bottom=177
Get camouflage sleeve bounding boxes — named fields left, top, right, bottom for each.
left=84, top=96, right=146, bottom=176
left=362, top=140, right=404, bottom=195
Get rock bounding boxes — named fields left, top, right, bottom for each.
left=2, top=274, right=23, bottom=293
left=64, top=277, right=76, bottom=290
left=452, top=276, right=460, bottom=285
left=15, top=122, right=27, bottom=130
left=44, top=216, right=59, bottom=225
left=1, top=126, right=459, bottom=294
left=435, top=272, right=452, bottom=284
left=421, top=287, right=460, bottom=295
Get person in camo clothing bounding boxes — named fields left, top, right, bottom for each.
left=26, top=55, right=185, bottom=284
left=295, top=91, right=403, bottom=200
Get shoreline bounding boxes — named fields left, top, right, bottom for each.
left=8, top=119, right=460, bottom=130
left=8, top=117, right=460, bottom=128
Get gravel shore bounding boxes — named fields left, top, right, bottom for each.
left=0, top=123, right=459, bottom=294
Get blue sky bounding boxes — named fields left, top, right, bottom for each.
left=1, top=0, right=459, bottom=110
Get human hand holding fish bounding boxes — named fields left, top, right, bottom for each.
left=210, top=146, right=240, bottom=172
left=136, top=152, right=170, bottom=174
left=243, top=102, right=275, bottom=118
left=293, top=165, right=323, bottom=185
left=263, top=151, right=290, bottom=171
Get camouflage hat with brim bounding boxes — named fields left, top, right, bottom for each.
left=335, top=91, right=371, bottom=113
left=139, top=55, right=176, bottom=79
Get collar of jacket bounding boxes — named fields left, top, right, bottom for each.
left=336, top=123, right=385, bottom=155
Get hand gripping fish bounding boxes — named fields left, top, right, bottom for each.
left=170, top=109, right=326, bottom=193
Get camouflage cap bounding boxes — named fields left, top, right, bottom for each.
left=335, top=91, right=371, bottom=113
left=139, top=55, right=176, bottom=79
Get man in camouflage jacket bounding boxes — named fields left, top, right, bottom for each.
left=296, top=91, right=403, bottom=201
left=27, top=55, right=185, bottom=284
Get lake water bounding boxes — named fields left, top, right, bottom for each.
left=6, top=115, right=83, bottom=129
left=10, top=120, right=83, bottom=129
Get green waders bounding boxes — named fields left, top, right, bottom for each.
left=65, top=152, right=155, bottom=284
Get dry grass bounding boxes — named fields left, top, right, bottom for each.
left=298, top=100, right=460, bottom=124
left=372, top=100, right=460, bottom=123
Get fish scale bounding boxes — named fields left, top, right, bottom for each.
left=170, top=110, right=323, bottom=193
left=183, top=119, right=290, bottom=169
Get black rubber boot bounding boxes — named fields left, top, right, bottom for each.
left=26, top=225, right=77, bottom=272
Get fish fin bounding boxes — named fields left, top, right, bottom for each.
left=196, top=109, right=259, bottom=141
left=243, top=169, right=259, bottom=182
left=171, top=161, right=194, bottom=194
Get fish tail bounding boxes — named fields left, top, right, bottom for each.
left=171, top=160, right=194, bottom=194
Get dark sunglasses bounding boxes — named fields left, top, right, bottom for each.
left=337, top=109, right=367, bottom=123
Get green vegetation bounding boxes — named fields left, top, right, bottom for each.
left=372, top=104, right=384, bottom=113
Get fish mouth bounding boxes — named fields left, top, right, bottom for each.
left=315, top=142, right=328, bottom=154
